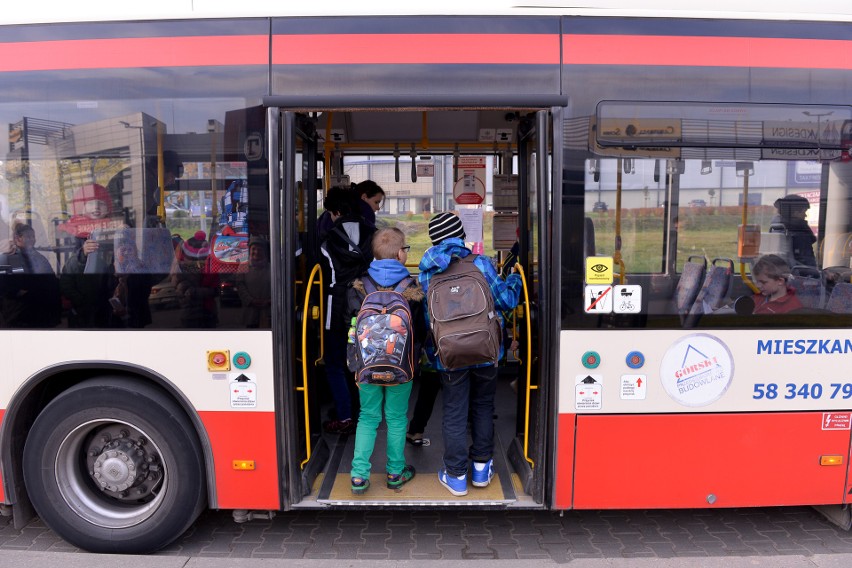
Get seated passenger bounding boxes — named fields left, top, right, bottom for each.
left=770, top=195, right=816, bottom=267
left=752, top=254, right=803, bottom=315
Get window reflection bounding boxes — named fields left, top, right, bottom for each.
left=0, top=106, right=269, bottom=330
left=573, top=156, right=852, bottom=326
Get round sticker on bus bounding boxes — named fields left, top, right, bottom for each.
left=660, top=334, right=734, bottom=407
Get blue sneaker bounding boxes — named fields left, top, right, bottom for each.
left=438, top=468, right=468, bottom=496
left=472, top=459, right=494, bottom=487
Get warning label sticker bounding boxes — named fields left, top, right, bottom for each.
left=822, top=412, right=852, bottom=430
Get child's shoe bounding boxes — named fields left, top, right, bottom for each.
left=351, top=477, right=370, bottom=495
left=438, top=468, right=468, bottom=496
left=472, top=459, right=494, bottom=488
left=386, top=465, right=415, bottom=489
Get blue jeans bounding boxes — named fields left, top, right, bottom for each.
left=324, top=328, right=352, bottom=422
left=439, top=365, right=498, bottom=477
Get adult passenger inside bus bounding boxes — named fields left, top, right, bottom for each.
left=769, top=195, right=816, bottom=267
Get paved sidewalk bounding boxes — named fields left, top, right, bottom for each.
left=4, top=551, right=852, bottom=567
left=4, top=506, right=852, bottom=565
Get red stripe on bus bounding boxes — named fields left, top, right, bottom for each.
left=0, top=409, right=4, bottom=503
left=564, top=34, right=852, bottom=70
left=199, top=410, right=279, bottom=510
left=572, top=412, right=850, bottom=509
left=272, top=34, right=560, bottom=64
left=0, top=36, right=268, bottom=71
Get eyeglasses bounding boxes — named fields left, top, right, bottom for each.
left=400, top=245, right=411, bottom=252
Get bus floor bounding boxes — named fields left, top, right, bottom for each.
left=309, top=365, right=532, bottom=507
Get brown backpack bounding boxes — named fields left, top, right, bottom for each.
left=427, top=254, right=501, bottom=370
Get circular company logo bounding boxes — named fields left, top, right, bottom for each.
left=660, top=334, right=734, bottom=407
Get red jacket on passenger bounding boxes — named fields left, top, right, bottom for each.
left=753, top=287, right=803, bottom=314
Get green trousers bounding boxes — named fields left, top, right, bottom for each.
left=350, top=380, right=413, bottom=480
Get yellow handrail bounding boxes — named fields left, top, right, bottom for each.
left=613, top=159, right=626, bottom=284
left=738, top=171, right=760, bottom=294
left=299, top=264, right=324, bottom=468
left=515, top=263, right=536, bottom=468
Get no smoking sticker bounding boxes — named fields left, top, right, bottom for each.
left=585, top=286, right=613, bottom=314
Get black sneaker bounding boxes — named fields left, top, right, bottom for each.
left=351, top=477, right=370, bottom=495
left=386, top=465, right=415, bottom=489
left=323, top=418, right=355, bottom=434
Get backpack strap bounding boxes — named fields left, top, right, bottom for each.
left=361, top=275, right=377, bottom=295
left=363, top=275, right=412, bottom=295
left=333, top=225, right=365, bottom=258
left=392, top=276, right=414, bottom=294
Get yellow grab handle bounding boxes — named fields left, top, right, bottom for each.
left=514, top=263, right=536, bottom=468
left=299, top=264, right=324, bottom=468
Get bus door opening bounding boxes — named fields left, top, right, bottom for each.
left=277, top=106, right=552, bottom=509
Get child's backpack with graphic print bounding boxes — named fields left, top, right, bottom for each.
left=347, top=276, right=415, bottom=385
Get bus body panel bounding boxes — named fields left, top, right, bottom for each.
left=571, top=412, right=851, bottom=509
left=270, top=17, right=562, bottom=98
left=198, top=410, right=279, bottom=509
left=0, top=331, right=276, bottom=412
left=554, top=412, right=576, bottom=510
left=563, top=34, right=852, bottom=70
left=0, top=4, right=848, bottom=555
left=0, top=331, right=278, bottom=509
left=560, top=330, right=852, bottom=414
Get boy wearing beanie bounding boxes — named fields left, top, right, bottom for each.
left=419, top=211, right=522, bottom=496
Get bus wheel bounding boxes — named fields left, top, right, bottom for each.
left=22, top=377, right=206, bottom=554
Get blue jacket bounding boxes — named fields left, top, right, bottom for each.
left=418, top=238, right=522, bottom=371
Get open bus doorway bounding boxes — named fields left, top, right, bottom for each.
left=277, top=105, right=553, bottom=509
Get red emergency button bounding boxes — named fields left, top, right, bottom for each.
left=207, top=350, right=231, bottom=371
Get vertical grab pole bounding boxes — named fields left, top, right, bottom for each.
left=739, top=169, right=760, bottom=293
left=299, top=264, right=324, bottom=468
left=515, top=263, right=536, bottom=468
left=614, top=158, right=625, bottom=284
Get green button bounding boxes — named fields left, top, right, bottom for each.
left=582, top=351, right=600, bottom=369
left=233, top=351, right=251, bottom=370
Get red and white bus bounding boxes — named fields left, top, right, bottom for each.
left=0, top=1, right=851, bottom=554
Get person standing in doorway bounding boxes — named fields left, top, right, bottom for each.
left=418, top=212, right=522, bottom=496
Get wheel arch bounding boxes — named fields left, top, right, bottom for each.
left=0, top=362, right=217, bottom=529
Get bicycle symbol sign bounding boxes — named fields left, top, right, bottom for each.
left=614, top=285, right=642, bottom=314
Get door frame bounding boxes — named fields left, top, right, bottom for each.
left=269, top=99, right=565, bottom=508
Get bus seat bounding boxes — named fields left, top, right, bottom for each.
left=788, top=275, right=824, bottom=310
left=824, top=266, right=852, bottom=285
left=825, top=282, right=852, bottom=314
left=675, top=256, right=706, bottom=324
left=684, top=258, right=734, bottom=328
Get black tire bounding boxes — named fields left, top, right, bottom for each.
left=22, top=377, right=206, bottom=554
